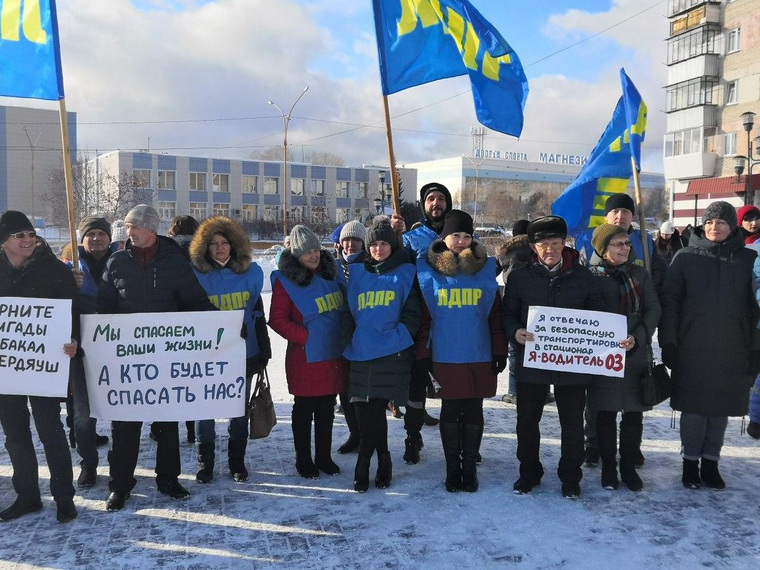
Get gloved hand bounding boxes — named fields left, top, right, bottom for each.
left=747, top=350, right=760, bottom=376
left=240, top=323, right=248, bottom=339
left=661, top=344, right=677, bottom=370
left=413, top=357, right=433, bottom=378
left=492, top=355, right=507, bottom=375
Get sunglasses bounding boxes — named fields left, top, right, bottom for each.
left=9, top=231, right=36, bottom=239
left=608, top=240, right=632, bottom=248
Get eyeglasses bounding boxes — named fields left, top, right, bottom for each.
left=608, top=240, right=632, bottom=248
left=9, top=231, right=36, bottom=239
left=533, top=242, right=563, bottom=252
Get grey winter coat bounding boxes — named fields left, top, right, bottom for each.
left=586, top=252, right=661, bottom=412
left=659, top=228, right=760, bottom=417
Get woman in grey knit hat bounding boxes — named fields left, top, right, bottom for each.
left=660, top=201, right=760, bottom=490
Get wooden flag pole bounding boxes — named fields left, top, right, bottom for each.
left=381, top=95, right=401, bottom=215
left=631, top=156, right=651, bottom=273
left=59, top=98, right=79, bottom=268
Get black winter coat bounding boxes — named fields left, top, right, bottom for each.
left=587, top=253, right=661, bottom=412
left=98, top=235, right=216, bottom=314
left=502, top=247, right=607, bottom=386
left=342, top=246, right=422, bottom=404
left=660, top=228, right=760, bottom=417
left=0, top=238, right=78, bottom=338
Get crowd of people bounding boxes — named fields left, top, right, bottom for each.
left=1, top=183, right=759, bottom=523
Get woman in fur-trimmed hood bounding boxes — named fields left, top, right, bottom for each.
left=188, top=216, right=271, bottom=485
left=269, top=225, right=348, bottom=480
left=415, top=210, right=507, bottom=493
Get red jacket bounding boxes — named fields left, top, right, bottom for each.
left=268, top=251, right=348, bottom=397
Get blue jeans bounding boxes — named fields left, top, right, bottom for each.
left=70, top=356, right=98, bottom=468
left=196, top=377, right=252, bottom=458
left=507, top=343, right=516, bottom=395
left=680, top=413, right=728, bottom=461
left=750, top=373, right=760, bottom=423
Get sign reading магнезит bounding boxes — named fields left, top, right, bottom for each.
left=81, top=311, right=246, bottom=421
left=523, top=306, right=627, bottom=378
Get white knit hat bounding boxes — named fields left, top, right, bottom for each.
left=339, top=220, right=366, bottom=244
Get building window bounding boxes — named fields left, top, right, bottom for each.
left=336, top=181, right=349, bottom=198
left=667, top=24, right=720, bottom=65
left=725, top=80, right=738, bottom=105
left=726, top=28, right=741, bottom=54
left=311, top=179, right=325, bottom=196
left=311, top=206, right=330, bottom=225
left=242, top=204, right=257, bottom=222
left=212, top=203, right=229, bottom=216
left=157, top=171, right=175, bottom=190
left=189, top=172, right=206, bottom=192
left=189, top=202, right=207, bottom=219
left=354, top=181, right=368, bottom=199
left=133, top=169, right=151, bottom=189
left=664, top=127, right=709, bottom=158
left=291, top=178, right=305, bottom=196
left=337, top=208, right=350, bottom=223
left=723, top=132, right=737, bottom=156
left=212, top=173, right=229, bottom=192
left=353, top=208, right=365, bottom=221
left=156, top=201, right=176, bottom=220
left=242, top=175, right=257, bottom=194
left=264, top=205, right=279, bottom=222
left=666, top=77, right=717, bottom=112
left=290, top=207, right=306, bottom=224
left=264, top=177, right=279, bottom=195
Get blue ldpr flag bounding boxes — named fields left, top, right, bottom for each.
left=372, top=0, right=529, bottom=137
left=0, top=0, right=65, bottom=100
left=551, top=69, right=648, bottom=235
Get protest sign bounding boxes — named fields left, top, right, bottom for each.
left=81, top=311, right=246, bottom=421
left=0, top=297, right=72, bottom=397
left=524, top=306, right=627, bottom=378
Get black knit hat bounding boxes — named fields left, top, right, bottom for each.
left=605, top=193, right=635, bottom=215
left=527, top=216, right=567, bottom=243
left=419, top=182, right=452, bottom=218
left=0, top=210, right=34, bottom=244
left=366, top=216, right=398, bottom=251
left=441, top=210, right=474, bottom=240
left=512, top=219, right=530, bottom=236
left=78, top=217, right=112, bottom=242
left=702, top=201, right=737, bottom=231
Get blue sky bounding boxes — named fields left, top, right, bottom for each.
left=3, top=0, right=669, bottom=172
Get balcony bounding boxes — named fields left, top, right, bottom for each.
left=664, top=152, right=717, bottom=180
left=668, top=0, right=719, bottom=19
left=666, top=106, right=718, bottom=131
left=667, top=54, right=719, bottom=83
left=669, top=2, right=721, bottom=35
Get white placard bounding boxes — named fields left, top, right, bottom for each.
left=81, top=311, right=246, bottom=421
left=0, top=297, right=73, bottom=397
left=523, top=306, right=627, bottom=378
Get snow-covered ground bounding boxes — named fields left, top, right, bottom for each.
left=1, top=285, right=759, bottom=569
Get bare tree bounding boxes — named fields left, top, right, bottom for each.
left=249, top=147, right=284, bottom=161
left=306, top=151, right=344, bottom=167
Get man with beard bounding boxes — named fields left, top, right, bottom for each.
left=399, top=182, right=453, bottom=464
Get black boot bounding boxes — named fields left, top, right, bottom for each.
left=403, top=434, right=422, bottom=465
left=375, top=451, right=392, bottom=489
left=682, top=459, right=700, bottom=489
left=700, top=458, right=725, bottom=489
left=186, top=421, right=196, bottom=444
left=228, top=439, right=249, bottom=482
left=439, top=422, right=462, bottom=492
left=619, top=420, right=643, bottom=491
left=461, top=424, right=482, bottom=492
left=403, top=407, right=425, bottom=465
left=314, top=408, right=340, bottom=476
left=196, top=442, right=215, bottom=484
left=337, top=432, right=360, bottom=454
left=0, top=496, right=43, bottom=521
left=338, top=395, right=361, bottom=454
left=597, top=415, right=619, bottom=490
left=292, top=408, right=319, bottom=479
left=354, top=456, right=371, bottom=493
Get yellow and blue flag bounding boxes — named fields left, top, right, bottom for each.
left=551, top=69, right=647, bottom=235
left=372, top=0, right=529, bottom=137
left=0, top=0, right=64, bottom=100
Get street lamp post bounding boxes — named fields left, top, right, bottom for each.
left=462, top=155, right=486, bottom=226
left=22, top=126, right=42, bottom=226
left=739, top=111, right=760, bottom=206
left=374, top=170, right=393, bottom=216
left=268, top=86, right=309, bottom=238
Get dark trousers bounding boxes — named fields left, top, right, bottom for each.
left=291, top=395, right=336, bottom=459
left=108, top=420, right=180, bottom=493
left=70, top=356, right=98, bottom=468
left=516, top=382, right=586, bottom=484
left=440, top=398, right=484, bottom=426
left=338, top=392, right=360, bottom=436
left=0, top=395, right=74, bottom=500
left=354, top=399, right=390, bottom=457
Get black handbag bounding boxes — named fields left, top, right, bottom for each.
left=248, top=368, right=277, bottom=439
left=641, top=345, right=672, bottom=406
